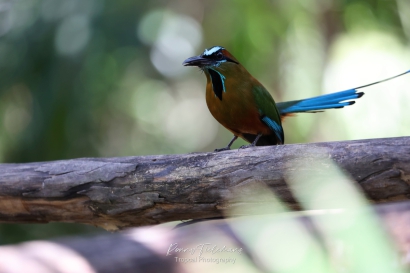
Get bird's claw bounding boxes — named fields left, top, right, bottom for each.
left=239, top=144, right=255, bottom=149
left=214, top=147, right=231, bottom=152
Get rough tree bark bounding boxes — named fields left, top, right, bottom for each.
left=0, top=137, right=409, bottom=230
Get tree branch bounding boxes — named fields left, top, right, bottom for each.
left=0, top=137, right=409, bottom=229
left=1, top=201, right=410, bottom=273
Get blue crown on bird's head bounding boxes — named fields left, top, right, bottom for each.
left=183, top=46, right=239, bottom=68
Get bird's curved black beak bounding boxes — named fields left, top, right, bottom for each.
left=182, top=55, right=213, bottom=67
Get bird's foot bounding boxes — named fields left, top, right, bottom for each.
left=239, top=144, right=255, bottom=149
left=214, top=147, right=231, bottom=152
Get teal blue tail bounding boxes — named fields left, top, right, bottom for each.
left=277, top=70, right=410, bottom=116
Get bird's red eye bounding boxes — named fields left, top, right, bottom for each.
left=216, top=52, right=223, bottom=60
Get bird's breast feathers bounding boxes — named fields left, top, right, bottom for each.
left=205, top=71, right=272, bottom=135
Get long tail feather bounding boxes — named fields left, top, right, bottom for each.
left=277, top=70, right=410, bottom=115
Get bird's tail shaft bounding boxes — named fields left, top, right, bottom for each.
left=277, top=70, right=410, bottom=116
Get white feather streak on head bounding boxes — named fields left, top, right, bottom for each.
left=203, top=46, right=224, bottom=56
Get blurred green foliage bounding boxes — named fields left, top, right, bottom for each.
left=0, top=0, right=409, bottom=243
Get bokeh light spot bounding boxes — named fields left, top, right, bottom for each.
left=165, top=97, right=218, bottom=150
left=55, top=14, right=91, bottom=56
left=138, top=10, right=202, bottom=78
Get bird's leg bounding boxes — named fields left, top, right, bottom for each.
left=240, top=134, right=262, bottom=149
left=214, top=135, right=238, bottom=152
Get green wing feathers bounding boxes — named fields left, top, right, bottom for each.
left=252, top=85, right=284, bottom=144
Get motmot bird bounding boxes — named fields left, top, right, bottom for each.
left=183, top=46, right=410, bottom=151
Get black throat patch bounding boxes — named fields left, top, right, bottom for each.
left=208, top=69, right=225, bottom=101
